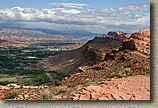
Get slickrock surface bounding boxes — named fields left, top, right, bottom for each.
left=72, top=75, right=150, bottom=100
left=126, top=28, right=150, bottom=55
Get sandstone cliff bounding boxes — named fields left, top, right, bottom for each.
left=40, top=36, right=122, bottom=75
left=40, top=28, right=150, bottom=75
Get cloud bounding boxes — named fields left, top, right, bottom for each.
left=0, top=4, right=150, bottom=33
left=22, top=8, right=37, bottom=14
left=96, top=4, right=150, bottom=14
left=49, top=3, right=64, bottom=8
left=124, top=4, right=150, bottom=11
left=49, top=3, right=89, bottom=9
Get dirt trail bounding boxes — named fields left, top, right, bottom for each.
left=46, top=72, right=54, bottom=82
left=73, top=75, right=150, bottom=100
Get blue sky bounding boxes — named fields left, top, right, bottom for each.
left=0, top=0, right=150, bottom=9
left=0, top=0, right=150, bottom=33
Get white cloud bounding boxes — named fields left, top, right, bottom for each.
left=125, top=4, right=149, bottom=11
left=49, top=3, right=88, bottom=9
left=49, top=3, right=64, bottom=8
left=96, top=4, right=150, bottom=15
left=0, top=4, right=150, bottom=33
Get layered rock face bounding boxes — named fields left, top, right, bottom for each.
left=41, top=28, right=150, bottom=74
left=82, top=36, right=121, bottom=64
left=130, top=28, right=150, bottom=40
left=122, top=39, right=136, bottom=50
left=107, top=29, right=150, bottom=54
left=129, top=28, right=150, bottom=54
left=41, top=36, right=122, bottom=74
left=107, top=31, right=128, bottom=40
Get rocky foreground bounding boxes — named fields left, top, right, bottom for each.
left=72, top=75, right=150, bottom=100
left=0, top=75, right=149, bottom=100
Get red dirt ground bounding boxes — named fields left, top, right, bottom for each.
left=72, top=75, right=150, bottom=100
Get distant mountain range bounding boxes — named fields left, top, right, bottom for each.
left=30, top=28, right=101, bottom=38
left=0, top=26, right=101, bottom=39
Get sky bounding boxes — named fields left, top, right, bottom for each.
left=0, top=0, right=150, bottom=34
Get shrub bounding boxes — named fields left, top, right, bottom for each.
left=106, top=78, right=111, bottom=81
left=95, top=78, right=105, bottom=82
left=139, top=72, right=147, bottom=75
left=53, top=87, right=67, bottom=95
left=109, top=72, right=116, bottom=78
left=54, top=79, right=62, bottom=86
left=4, top=91, right=19, bottom=99
left=62, top=96, right=72, bottom=100
left=68, top=82, right=80, bottom=87
left=117, top=72, right=123, bottom=78
left=39, top=90, right=53, bottom=100
left=124, top=68, right=134, bottom=76
left=123, top=74, right=128, bottom=78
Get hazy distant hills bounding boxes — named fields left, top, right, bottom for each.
left=0, top=26, right=101, bottom=40
left=31, top=28, right=101, bottom=38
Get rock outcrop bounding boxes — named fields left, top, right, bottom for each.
left=72, top=75, right=150, bottom=100
left=41, top=28, right=150, bottom=75
left=82, top=36, right=122, bottom=64
left=122, top=39, right=136, bottom=50
left=123, top=28, right=150, bottom=54
left=107, top=31, right=128, bottom=40
left=0, top=75, right=150, bottom=100
left=107, top=29, right=150, bottom=54
left=40, top=36, right=122, bottom=74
